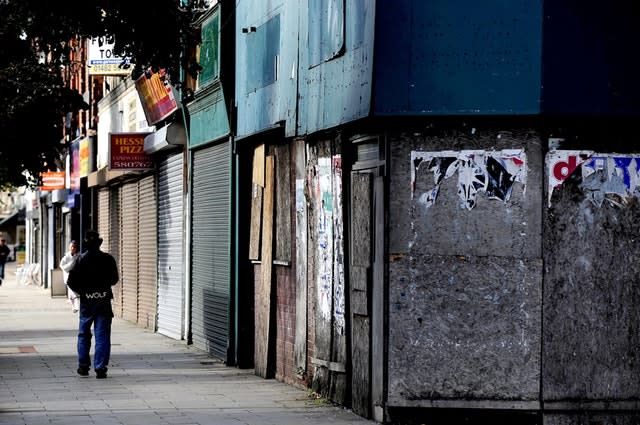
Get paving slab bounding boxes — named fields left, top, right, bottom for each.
left=0, top=262, right=375, bottom=425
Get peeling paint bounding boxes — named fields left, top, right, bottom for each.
left=411, top=150, right=526, bottom=210
left=547, top=150, right=640, bottom=207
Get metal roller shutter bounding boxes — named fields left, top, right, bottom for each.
left=157, top=153, right=185, bottom=340
left=98, top=188, right=110, bottom=249
left=121, top=182, right=139, bottom=323
left=191, top=142, right=231, bottom=359
left=110, top=186, right=123, bottom=317
left=137, top=175, right=157, bottom=330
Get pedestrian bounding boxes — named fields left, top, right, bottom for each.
left=66, top=230, right=119, bottom=379
left=0, top=238, right=10, bottom=285
left=59, top=240, right=80, bottom=313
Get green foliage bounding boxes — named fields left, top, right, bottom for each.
left=0, top=0, right=207, bottom=188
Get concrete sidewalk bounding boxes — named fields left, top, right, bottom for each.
left=0, top=262, right=374, bottom=425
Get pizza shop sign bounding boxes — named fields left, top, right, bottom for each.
left=108, top=133, right=154, bottom=171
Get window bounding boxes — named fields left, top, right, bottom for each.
left=245, top=15, right=281, bottom=93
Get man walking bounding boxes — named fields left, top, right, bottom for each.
left=67, top=230, right=119, bottom=379
left=0, top=238, right=10, bottom=284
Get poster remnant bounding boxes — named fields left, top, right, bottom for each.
left=313, top=155, right=345, bottom=332
left=547, top=150, right=640, bottom=207
left=411, top=150, right=527, bottom=210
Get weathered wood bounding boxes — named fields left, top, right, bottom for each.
left=330, top=151, right=347, bottom=404
left=275, top=145, right=291, bottom=262
left=350, top=171, right=373, bottom=418
left=311, top=141, right=333, bottom=396
left=249, top=184, right=263, bottom=260
left=255, top=155, right=275, bottom=378
left=249, top=144, right=265, bottom=260
left=252, top=144, right=265, bottom=186
left=371, top=176, right=385, bottom=412
left=350, top=267, right=368, bottom=316
left=294, top=139, right=308, bottom=372
left=352, top=315, right=371, bottom=418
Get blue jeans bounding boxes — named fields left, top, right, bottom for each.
left=0, top=262, right=5, bottom=279
left=77, top=302, right=113, bottom=371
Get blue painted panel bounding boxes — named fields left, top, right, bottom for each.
left=245, top=15, right=281, bottom=92
left=236, top=1, right=298, bottom=139
left=374, top=0, right=543, bottom=115
left=308, top=0, right=344, bottom=67
left=297, top=0, right=374, bottom=135
left=542, top=0, right=640, bottom=115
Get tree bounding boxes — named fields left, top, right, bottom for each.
left=0, top=0, right=205, bottom=188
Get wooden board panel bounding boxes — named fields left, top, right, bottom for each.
left=274, top=145, right=291, bottom=262
left=294, top=139, right=308, bottom=372
left=252, top=144, right=265, bottom=186
left=248, top=184, right=263, bottom=260
left=255, top=155, right=275, bottom=378
left=249, top=144, right=265, bottom=259
left=330, top=152, right=347, bottom=404
left=350, top=171, right=373, bottom=418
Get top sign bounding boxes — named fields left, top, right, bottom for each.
left=88, top=37, right=132, bottom=75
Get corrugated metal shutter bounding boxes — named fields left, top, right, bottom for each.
left=98, top=188, right=110, bottom=249
left=157, top=153, right=185, bottom=340
left=137, top=175, right=157, bottom=330
left=110, top=186, right=123, bottom=317
left=191, top=142, right=231, bottom=359
left=121, top=182, right=139, bottom=323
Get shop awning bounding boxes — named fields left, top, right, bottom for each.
left=0, top=211, right=18, bottom=226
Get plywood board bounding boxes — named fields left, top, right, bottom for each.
left=249, top=144, right=265, bottom=260
left=255, top=155, right=274, bottom=378
left=294, top=139, right=308, bottom=371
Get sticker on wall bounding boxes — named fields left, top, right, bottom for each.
left=411, top=150, right=526, bottom=210
left=547, top=150, right=640, bottom=207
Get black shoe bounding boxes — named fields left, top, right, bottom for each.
left=77, top=367, right=89, bottom=377
left=95, top=368, right=108, bottom=379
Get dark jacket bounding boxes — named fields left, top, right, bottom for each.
left=0, top=244, right=10, bottom=264
left=66, top=248, right=119, bottom=304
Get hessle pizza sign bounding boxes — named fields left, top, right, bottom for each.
left=109, top=133, right=153, bottom=171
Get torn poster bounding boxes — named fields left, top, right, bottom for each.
left=547, top=150, right=640, bottom=207
left=411, top=150, right=527, bottom=210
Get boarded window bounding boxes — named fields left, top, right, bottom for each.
left=246, top=15, right=281, bottom=92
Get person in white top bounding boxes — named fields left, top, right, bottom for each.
left=60, top=240, right=80, bottom=312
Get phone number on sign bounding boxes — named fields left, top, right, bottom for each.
left=112, top=161, right=153, bottom=169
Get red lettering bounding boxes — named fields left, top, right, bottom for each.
left=553, top=156, right=578, bottom=182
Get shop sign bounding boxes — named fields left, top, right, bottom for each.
left=87, top=36, right=132, bottom=75
left=109, top=132, right=154, bottom=171
left=39, top=171, right=66, bottom=191
left=79, top=137, right=94, bottom=177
